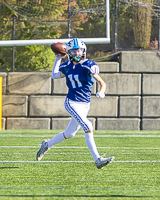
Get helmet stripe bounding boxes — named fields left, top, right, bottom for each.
left=73, top=38, right=80, bottom=49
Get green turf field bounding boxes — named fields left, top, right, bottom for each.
left=0, top=130, right=160, bottom=200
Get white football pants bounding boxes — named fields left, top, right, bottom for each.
left=64, top=98, right=93, bottom=138
left=47, top=97, right=100, bottom=161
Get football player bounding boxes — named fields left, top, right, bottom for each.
left=36, top=38, right=115, bottom=169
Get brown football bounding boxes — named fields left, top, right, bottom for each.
left=51, top=42, right=67, bottom=56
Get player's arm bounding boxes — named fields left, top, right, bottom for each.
left=93, top=74, right=106, bottom=98
left=51, top=55, right=65, bottom=79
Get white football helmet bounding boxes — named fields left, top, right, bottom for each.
left=66, top=38, right=87, bottom=63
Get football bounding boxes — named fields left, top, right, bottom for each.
left=51, top=42, right=67, bottom=56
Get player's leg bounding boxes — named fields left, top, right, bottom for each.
left=47, top=118, right=81, bottom=147
left=64, top=98, right=100, bottom=160
left=65, top=98, right=115, bottom=168
left=85, top=129, right=115, bottom=169
left=36, top=118, right=80, bottom=161
left=63, top=118, right=81, bottom=139
left=64, top=98, right=92, bottom=132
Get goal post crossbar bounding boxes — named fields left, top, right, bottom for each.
left=0, top=38, right=110, bottom=46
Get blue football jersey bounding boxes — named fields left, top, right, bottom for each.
left=59, top=59, right=99, bottom=103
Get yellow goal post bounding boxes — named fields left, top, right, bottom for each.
left=0, top=76, right=2, bottom=130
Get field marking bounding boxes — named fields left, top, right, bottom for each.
left=0, top=160, right=160, bottom=163
left=1, top=146, right=160, bottom=150
left=1, top=152, right=90, bottom=155
left=0, top=186, right=159, bottom=191
left=1, top=130, right=160, bottom=134
left=1, top=134, right=160, bottom=138
left=1, top=152, right=143, bottom=155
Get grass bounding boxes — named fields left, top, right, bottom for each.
left=0, top=129, right=160, bottom=200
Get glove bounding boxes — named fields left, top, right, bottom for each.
left=96, top=91, right=105, bottom=98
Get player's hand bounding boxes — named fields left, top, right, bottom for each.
left=56, top=53, right=66, bottom=59
left=96, top=91, right=105, bottom=98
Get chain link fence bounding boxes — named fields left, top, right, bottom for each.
left=0, top=0, right=159, bottom=72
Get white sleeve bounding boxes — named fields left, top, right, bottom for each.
left=90, top=65, right=99, bottom=74
left=51, top=57, right=62, bottom=79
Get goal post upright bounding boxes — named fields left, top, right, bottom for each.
left=106, top=0, right=110, bottom=39
left=0, top=76, right=2, bottom=130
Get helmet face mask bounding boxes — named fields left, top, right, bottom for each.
left=66, top=38, right=87, bottom=63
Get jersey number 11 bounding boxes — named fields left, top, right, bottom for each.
left=68, top=74, right=82, bottom=88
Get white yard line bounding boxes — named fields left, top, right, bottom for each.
left=0, top=134, right=160, bottom=137
left=1, top=152, right=143, bottom=155
left=0, top=160, right=160, bottom=163
left=1, top=152, right=90, bottom=155
left=1, top=146, right=160, bottom=149
left=1, top=130, right=160, bottom=134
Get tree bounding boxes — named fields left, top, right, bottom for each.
left=0, top=0, right=110, bottom=71
left=0, top=0, right=69, bottom=71
left=132, top=1, right=152, bottom=49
